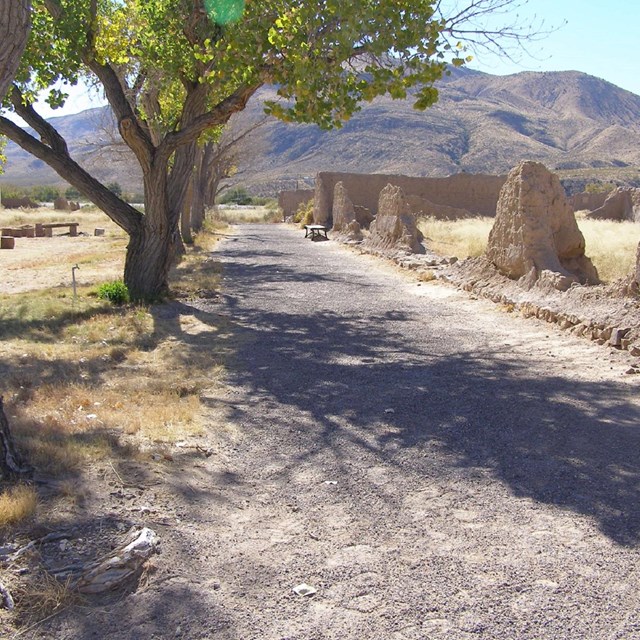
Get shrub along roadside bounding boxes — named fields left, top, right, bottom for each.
left=97, top=281, right=130, bottom=305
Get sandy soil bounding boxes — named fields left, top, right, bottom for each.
left=0, top=215, right=125, bottom=295
left=3, top=224, right=640, bottom=639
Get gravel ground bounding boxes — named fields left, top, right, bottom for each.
left=30, top=224, right=640, bottom=639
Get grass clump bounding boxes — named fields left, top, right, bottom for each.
left=97, top=280, right=130, bottom=305
left=293, top=200, right=314, bottom=227
left=0, top=485, right=37, bottom=527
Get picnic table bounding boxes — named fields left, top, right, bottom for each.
left=304, top=224, right=329, bottom=240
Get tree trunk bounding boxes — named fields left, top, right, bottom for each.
left=0, top=0, right=30, bottom=101
left=0, top=397, right=32, bottom=481
left=190, top=144, right=206, bottom=233
left=124, top=223, right=176, bottom=301
left=181, top=178, right=194, bottom=245
left=124, top=163, right=178, bottom=300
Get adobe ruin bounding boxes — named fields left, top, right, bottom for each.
left=586, top=187, right=640, bottom=222
left=331, top=182, right=362, bottom=242
left=365, top=184, right=424, bottom=254
left=313, top=171, right=506, bottom=225
left=278, top=189, right=314, bottom=219
left=486, top=161, right=599, bottom=291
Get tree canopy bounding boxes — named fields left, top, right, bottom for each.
left=0, top=0, right=542, bottom=300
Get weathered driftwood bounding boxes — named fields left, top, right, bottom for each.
left=68, top=527, right=158, bottom=594
left=0, top=396, right=32, bottom=481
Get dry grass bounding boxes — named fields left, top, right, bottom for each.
left=12, top=571, right=79, bottom=629
left=418, top=216, right=493, bottom=259
left=576, top=217, right=639, bottom=283
left=1, top=223, right=228, bottom=505
left=418, top=215, right=639, bottom=283
left=210, top=204, right=281, bottom=224
left=0, top=485, right=37, bottom=528
left=171, top=227, right=225, bottom=300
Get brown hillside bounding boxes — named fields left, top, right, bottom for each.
left=2, top=68, right=640, bottom=194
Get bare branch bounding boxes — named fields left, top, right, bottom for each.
left=436, top=0, right=563, bottom=64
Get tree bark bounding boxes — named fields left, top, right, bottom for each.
left=0, top=0, right=30, bottom=101
left=181, top=177, right=194, bottom=245
left=190, top=144, right=206, bottom=233
left=0, top=397, right=32, bottom=481
left=124, top=162, right=178, bottom=300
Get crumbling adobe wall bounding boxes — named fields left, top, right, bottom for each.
left=1, top=196, right=38, bottom=209
left=365, top=184, right=424, bottom=254
left=586, top=187, right=640, bottom=222
left=486, top=161, right=599, bottom=291
left=569, top=191, right=608, bottom=212
left=277, top=189, right=314, bottom=218
left=313, top=171, right=506, bottom=224
left=331, top=182, right=362, bottom=242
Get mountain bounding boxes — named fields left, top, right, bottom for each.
left=2, top=68, right=640, bottom=194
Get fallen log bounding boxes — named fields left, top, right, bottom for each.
left=66, top=527, right=159, bottom=594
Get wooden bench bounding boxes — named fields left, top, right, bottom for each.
left=38, top=222, right=79, bottom=237
left=304, top=224, right=329, bottom=240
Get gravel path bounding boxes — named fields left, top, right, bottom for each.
left=37, top=224, right=640, bottom=639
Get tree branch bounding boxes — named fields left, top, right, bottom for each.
left=162, top=82, right=262, bottom=155
left=0, top=114, right=143, bottom=234
left=9, top=86, right=69, bottom=155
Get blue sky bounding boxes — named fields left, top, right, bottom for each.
left=462, top=0, right=640, bottom=95
left=31, top=0, right=640, bottom=118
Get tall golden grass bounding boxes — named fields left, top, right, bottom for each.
left=418, top=216, right=639, bottom=283
left=577, top=218, right=639, bottom=283
left=0, top=485, right=37, bottom=527
left=419, top=216, right=493, bottom=259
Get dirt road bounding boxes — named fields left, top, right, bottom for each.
left=38, top=224, right=640, bottom=639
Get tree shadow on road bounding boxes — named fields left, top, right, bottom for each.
left=197, top=298, right=640, bottom=548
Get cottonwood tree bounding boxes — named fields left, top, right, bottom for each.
left=190, top=116, right=267, bottom=231
left=0, top=0, right=30, bottom=100
left=0, top=0, right=543, bottom=300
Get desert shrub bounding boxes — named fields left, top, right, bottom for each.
left=584, top=182, right=615, bottom=194
left=64, top=186, right=81, bottom=200
left=219, top=187, right=252, bottom=205
left=97, top=281, right=130, bottom=305
left=31, top=185, right=61, bottom=202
